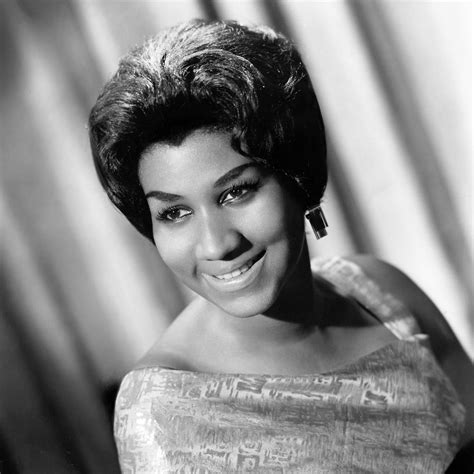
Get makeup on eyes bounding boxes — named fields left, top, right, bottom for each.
left=155, top=177, right=262, bottom=223
left=219, top=178, right=261, bottom=204
left=155, top=206, right=192, bottom=222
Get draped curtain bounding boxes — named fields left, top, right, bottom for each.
left=1, top=1, right=471, bottom=472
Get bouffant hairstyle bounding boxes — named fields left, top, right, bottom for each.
left=89, top=19, right=327, bottom=242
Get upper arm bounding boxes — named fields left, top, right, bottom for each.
left=346, top=254, right=474, bottom=444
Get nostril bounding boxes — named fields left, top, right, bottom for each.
left=196, top=224, right=252, bottom=261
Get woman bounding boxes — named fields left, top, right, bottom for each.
left=89, top=19, right=473, bottom=472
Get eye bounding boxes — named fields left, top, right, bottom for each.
left=220, top=179, right=261, bottom=205
left=222, top=186, right=246, bottom=202
left=156, top=206, right=192, bottom=223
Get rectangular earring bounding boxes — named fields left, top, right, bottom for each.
left=305, top=205, right=328, bottom=239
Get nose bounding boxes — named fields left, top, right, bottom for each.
left=195, top=211, right=243, bottom=261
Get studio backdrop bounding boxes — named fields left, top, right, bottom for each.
left=1, top=1, right=472, bottom=472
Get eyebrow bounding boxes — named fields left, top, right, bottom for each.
left=213, top=163, right=255, bottom=188
left=144, top=163, right=256, bottom=201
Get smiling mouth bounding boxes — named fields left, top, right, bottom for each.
left=201, top=251, right=266, bottom=293
left=205, top=251, right=265, bottom=281
left=212, top=255, right=261, bottom=280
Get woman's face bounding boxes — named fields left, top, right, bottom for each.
left=139, top=129, right=308, bottom=318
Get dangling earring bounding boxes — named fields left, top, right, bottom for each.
left=305, top=205, right=328, bottom=239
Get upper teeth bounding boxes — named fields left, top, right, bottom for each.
left=213, top=259, right=255, bottom=280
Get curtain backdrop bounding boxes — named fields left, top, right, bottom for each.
left=1, top=0, right=472, bottom=472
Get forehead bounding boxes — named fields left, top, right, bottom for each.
left=138, top=130, right=253, bottom=192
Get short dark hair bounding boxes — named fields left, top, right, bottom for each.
left=88, top=19, right=327, bottom=241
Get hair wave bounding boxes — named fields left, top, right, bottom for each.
left=89, top=19, right=327, bottom=241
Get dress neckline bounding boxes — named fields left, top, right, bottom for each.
left=128, top=338, right=424, bottom=379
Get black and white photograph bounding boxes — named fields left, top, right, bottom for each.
left=1, top=0, right=473, bottom=472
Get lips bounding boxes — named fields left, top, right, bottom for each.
left=212, top=253, right=263, bottom=280
left=201, top=251, right=266, bottom=293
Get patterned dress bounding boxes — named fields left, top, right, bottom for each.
left=114, top=257, right=465, bottom=473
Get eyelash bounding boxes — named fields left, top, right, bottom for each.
left=155, top=178, right=262, bottom=223
left=220, top=179, right=261, bottom=204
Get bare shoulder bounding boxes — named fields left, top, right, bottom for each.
left=345, top=254, right=474, bottom=444
left=134, top=296, right=209, bottom=372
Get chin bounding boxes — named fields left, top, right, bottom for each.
left=207, top=285, right=283, bottom=319
left=194, top=254, right=304, bottom=320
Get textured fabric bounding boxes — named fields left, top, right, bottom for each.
left=114, top=257, right=465, bottom=473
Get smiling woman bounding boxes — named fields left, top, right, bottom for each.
left=139, top=131, right=308, bottom=319
left=88, top=19, right=473, bottom=473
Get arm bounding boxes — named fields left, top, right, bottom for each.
left=346, top=255, right=474, bottom=446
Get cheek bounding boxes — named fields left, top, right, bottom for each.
left=241, top=190, right=305, bottom=246
left=153, top=229, right=194, bottom=277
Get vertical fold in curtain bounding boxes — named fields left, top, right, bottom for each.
left=349, top=0, right=473, bottom=305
